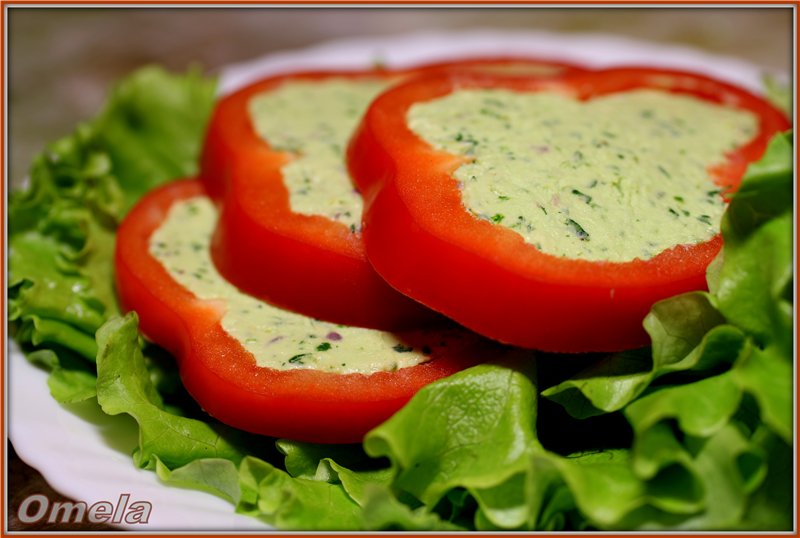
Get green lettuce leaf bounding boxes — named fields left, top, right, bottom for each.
left=25, top=348, right=97, bottom=403
left=359, top=486, right=466, bottom=530
left=92, top=66, right=216, bottom=210
left=717, top=211, right=793, bottom=353
left=275, top=439, right=375, bottom=479
left=762, top=75, right=791, bottom=117
left=95, top=314, right=247, bottom=469
left=236, top=456, right=363, bottom=530
left=737, top=427, right=793, bottom=530
left=724, top=130, right=792, bottom=237
left=9, top=66, right=217, bottom=400
left=153, top=456, right=242, bottom=505
left=366, top=361, right=552, bottom=530
left=541, top=294, right=740, bottom=419
left=365, top=360, right=540, bottom=508
left=733, top=343, right=793, bottom=443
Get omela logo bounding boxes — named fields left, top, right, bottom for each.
left=17, top=493, right=151, bottom=525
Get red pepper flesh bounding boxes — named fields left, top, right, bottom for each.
left=199, top=59, right=586, bottom=330
left=348, top=67, right=790, bottom=352
left=115, top=179, right=494, bottom=443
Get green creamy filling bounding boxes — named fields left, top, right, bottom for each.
left=249, top=79, right=391, bottom=232
left=149, top=197, right=446, bottom=374
left=407, top=88, right=758, bottom=262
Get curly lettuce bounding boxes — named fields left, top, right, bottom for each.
left=9, top=66, right=215, bottom=396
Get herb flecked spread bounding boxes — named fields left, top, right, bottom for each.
left=249, top=79, right=390, bottom=232
left=150, top=197, right=454, bottom=374
left=407, top=88, right=758, bottom=262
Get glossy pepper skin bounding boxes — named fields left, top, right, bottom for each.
left=115, top=179, right=496, bottom=443
left=199, top=58, right=586, bottom=331
left=348, top=67, right=790, bottom=352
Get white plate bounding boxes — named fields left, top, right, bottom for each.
left=8, top=30, right=777, bottom=531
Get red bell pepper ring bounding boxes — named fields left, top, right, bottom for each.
left=348, top=67, right=790, bottom=352
left=199, top=58, right=586, bottom=331
left=115, top=179, right=497, bottom=443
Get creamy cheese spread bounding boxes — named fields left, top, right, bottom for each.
left=407, top=88, right=758, bottom=262
left=249, top=79, right=390, bottom=232
left=149, top=197, right=449, bottom=374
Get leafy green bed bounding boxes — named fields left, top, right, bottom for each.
left=8, top=67, right=793, bottom=530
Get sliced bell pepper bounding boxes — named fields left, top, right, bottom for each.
left=348, top=67, right=790, bottom=352
left=199, top=58, right=585, bottom=330
left=115, top=179, right=500, bottom=443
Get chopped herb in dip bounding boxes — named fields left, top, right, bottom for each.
left=407, top=89, right=757, bottom=261
left=149, top=197, right=459, bottom=374
left=249, top=79, right=390, bottom=232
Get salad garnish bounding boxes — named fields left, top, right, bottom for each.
left=8, top=66, right=792, bottom=531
